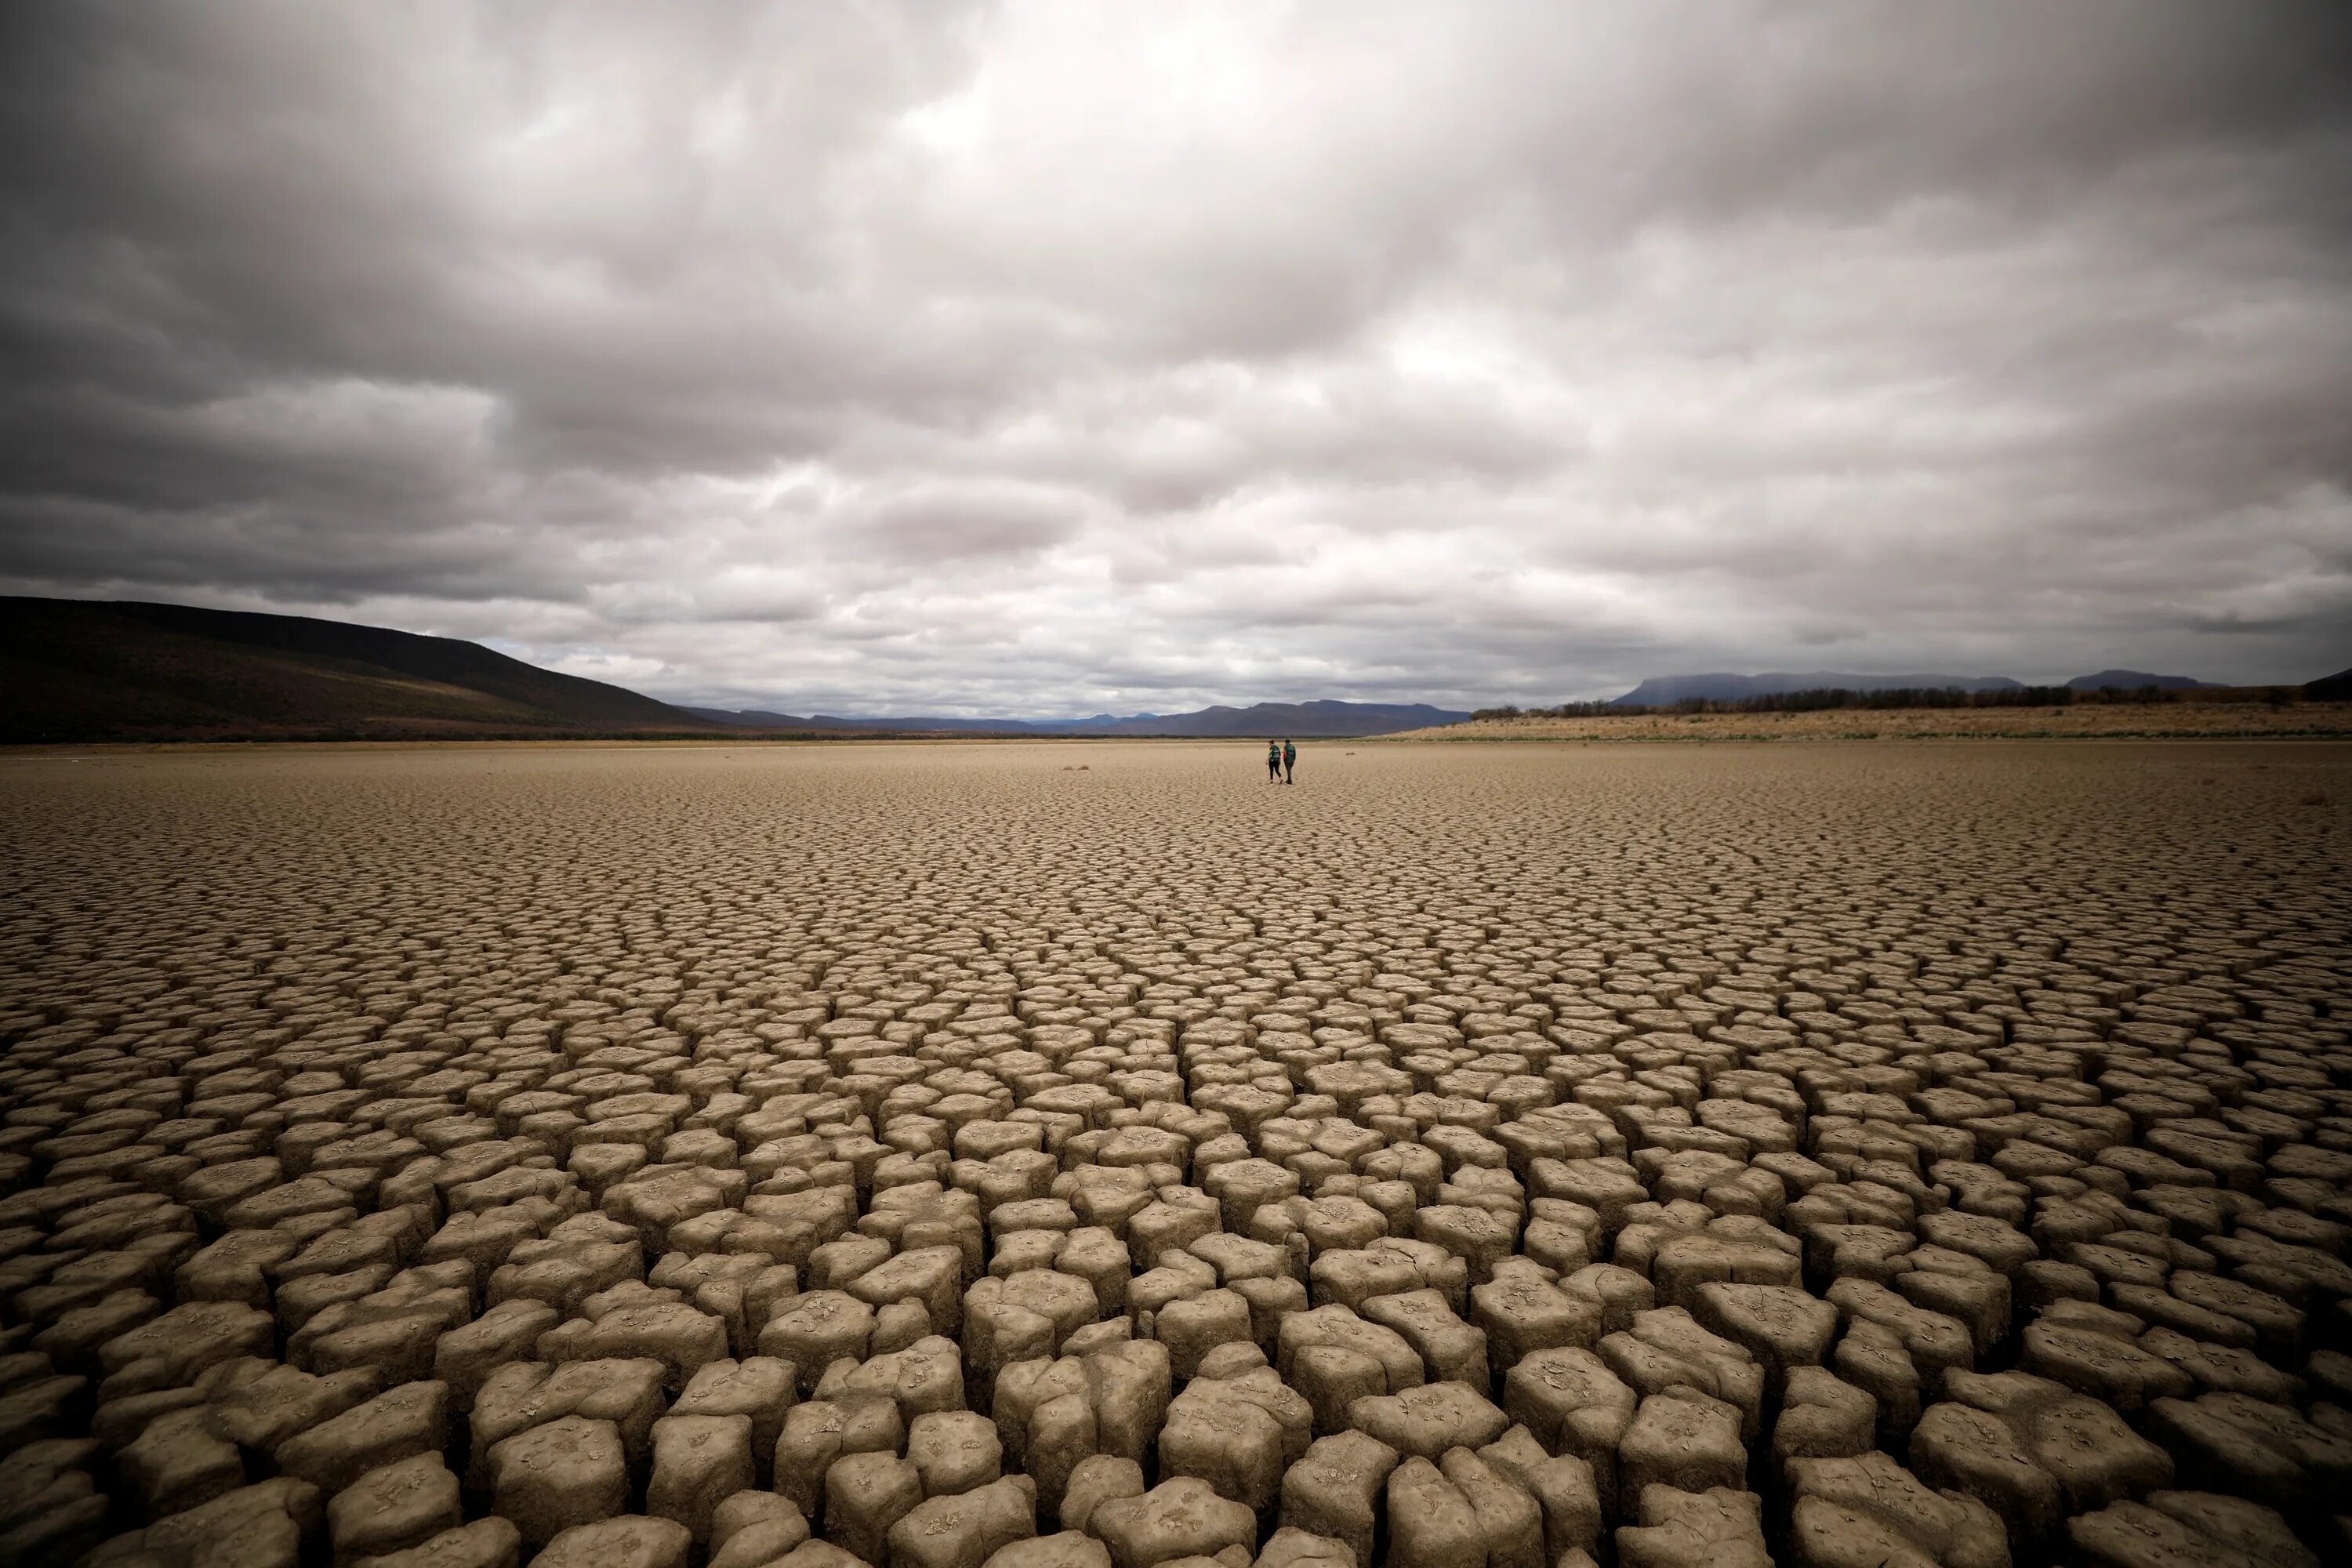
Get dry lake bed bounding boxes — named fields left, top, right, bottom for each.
left=2, top=740, right=2349, bottom=1568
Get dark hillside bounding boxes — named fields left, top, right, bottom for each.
left=2066, top=670, right=2212, bottom=691
left=1, top=596, right=721, bottom=742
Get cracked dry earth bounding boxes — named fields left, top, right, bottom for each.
left=2, top=742, right=2349, bottom=1568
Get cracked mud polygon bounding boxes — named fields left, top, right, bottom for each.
left=3, top=740, right=2348, bottom=1568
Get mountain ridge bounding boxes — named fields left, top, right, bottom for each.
left=2065, top=669, right=2213, bottom=691
left=1612, top=671, right=2027, bottom=706
left=2308, top=667, right=2352, bottom=702
left=684, top=699, right=1467, bottom=736
left=1608, top=668, right=2254, bottom=706
left=0, top=596, right=720, bottom=742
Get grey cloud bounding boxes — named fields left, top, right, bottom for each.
left=859, top=487, right=1082, bottom=563
left=2, top=2, right=2349, bottom=713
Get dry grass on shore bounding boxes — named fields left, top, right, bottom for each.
left=1387, top=699, right=2352, bottom=742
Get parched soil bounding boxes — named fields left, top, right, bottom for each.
left=1, top=740, right=2348, bottom=1568
left=1391, top=699, right=2352, bottom=742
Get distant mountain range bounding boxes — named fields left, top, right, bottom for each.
left=1, top=597, right=1465, bottom=742
left=1610, top=669, right=2236, bottom=706
left=684, top=699, right=1467, bottom=737
left=2063, top=670, right=2214, bottom=691
left=1103, top=701, right=1468, bottom=736
left=1611, top=672, right=2025, bottom=706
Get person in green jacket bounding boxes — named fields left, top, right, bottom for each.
left=1282, top=738, right=1296, bottom=784
left=1267, top=740, right=1281, bottom=783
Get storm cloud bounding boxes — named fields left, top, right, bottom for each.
left=2, top=2, right=2347, bottom=713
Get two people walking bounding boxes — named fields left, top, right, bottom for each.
left=1266, top=738, right=1296, bottom=784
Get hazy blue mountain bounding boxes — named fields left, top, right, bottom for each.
left=1092, top=701, right=1467, bottom=736
left=682, top=706, right=845, bottom=728
left=1611, top=671, right=2025, bottom=706
left=686, top=710, right=1120, bottom=733
left=684, top=699, right=1464, bottom=736
left=2065, top=670, right=2213, bottom=691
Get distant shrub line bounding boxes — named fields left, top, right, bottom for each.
left=1470, top=684, right=2311, bottom=720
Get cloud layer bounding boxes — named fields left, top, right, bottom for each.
left=3, top=2, right=2348, bottom=711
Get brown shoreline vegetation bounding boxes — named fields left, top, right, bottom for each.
left=0, top=741, right=2347, bottom=1568
left=1387, top=700, right=2352, bottom=742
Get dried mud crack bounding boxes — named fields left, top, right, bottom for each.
left=2, top=740, right=2348, bottom=1568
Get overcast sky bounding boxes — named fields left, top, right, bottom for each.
left=2, top=3, right=2347, bottom=713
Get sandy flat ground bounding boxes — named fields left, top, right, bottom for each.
left=2, top=741, right=2348, bottom=1566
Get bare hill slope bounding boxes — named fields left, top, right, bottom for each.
left=0, top=596, right=722, bottom=742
